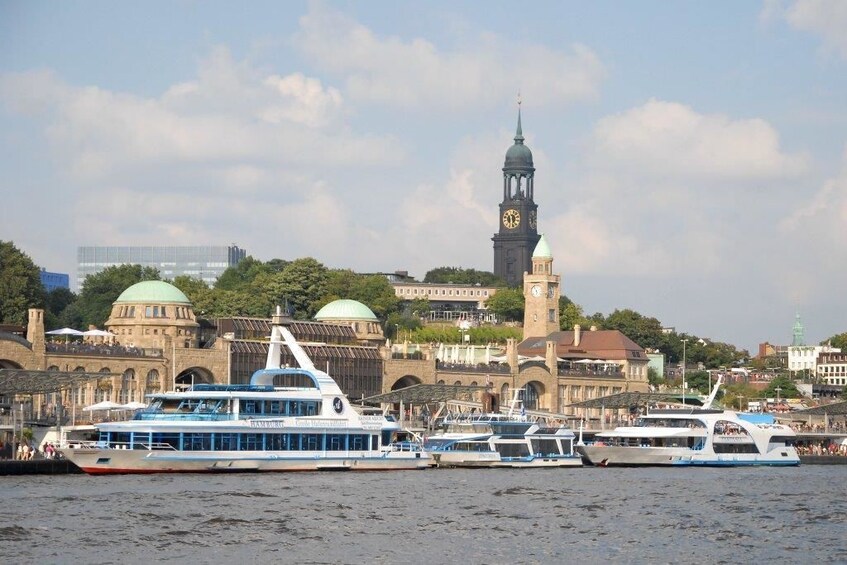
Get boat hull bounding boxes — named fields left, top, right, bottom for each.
left=433, top=452, right=582, bottom=468
left=577, top=445, right=800, bottom=467
left=62, top=448, right=434, bottom=474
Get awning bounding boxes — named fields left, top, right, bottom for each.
left=362, top=383, right=489, bottom=405
left=567, top=391, right=704, bottom=409
left=791, top=401, right=847, bottom=416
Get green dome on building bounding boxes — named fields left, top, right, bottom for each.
left=115, top=280, right=191, bottom=304
left=314, top=299, right=378, bottom=321
left=532, top=234, right=552, bottom=258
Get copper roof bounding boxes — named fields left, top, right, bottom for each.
left=519, top=330, right=646, bottom=360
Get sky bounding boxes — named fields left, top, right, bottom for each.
left=1, top=1, right=846, bottom=353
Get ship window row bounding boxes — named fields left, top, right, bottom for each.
left=101, top=432, right=378, bottom=452
left=144, top=399, right=321, bottom=417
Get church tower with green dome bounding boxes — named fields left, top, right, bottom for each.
left=492, top=103, right=541, bottom=286
left=522, top=234, right=560, bottom=338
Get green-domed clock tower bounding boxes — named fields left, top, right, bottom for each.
left=492, top=104, right=541, bottom=286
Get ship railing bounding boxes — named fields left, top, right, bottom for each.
left=384, top=441, right=425, bottom=453
left=134, top=412, right=233, bottom=421
left=61, top=440, right=178, bottom=451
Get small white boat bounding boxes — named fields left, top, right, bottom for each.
left=577, top=377, right=800, bottom=467
left=60, top=310, right=434, bottom=474
left=425, top=393, right=582, bottom=468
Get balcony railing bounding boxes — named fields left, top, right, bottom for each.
left=46, top=343, right=164, bottom=358
left=436, top=362, right=512, bottom=374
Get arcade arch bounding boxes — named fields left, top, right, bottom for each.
left=175, top=367, right=214, bottom=390
left=390, top=374, right=422, bottom=390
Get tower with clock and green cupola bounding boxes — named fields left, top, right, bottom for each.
left=492, top=103, right=541, bottom=287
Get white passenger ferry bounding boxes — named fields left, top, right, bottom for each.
left=577, top=378, right=800, bottom=467
left=424, top=394, right=582, bottom=468
left=60, top=314, right=433, bottom=474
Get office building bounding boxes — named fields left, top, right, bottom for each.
left=76, top=245, right=246, bottom=289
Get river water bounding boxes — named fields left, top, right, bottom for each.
left=3, top=466, right=845, bottom=564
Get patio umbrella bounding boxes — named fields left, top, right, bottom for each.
left=82, top=400, right=122, bottom=411
left=46, top=327, right=83, bottom=336
left=82, top=329, right=115, bottom=337
left=46, top=327, right=84, bottom=343
left=118, top=401, right=148, bottom=410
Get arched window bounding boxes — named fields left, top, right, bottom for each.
left=146, top=369, right=160, bottom=393
left=120, top=369, right=136, bottom=403
left=501, top=383, right=510, bottom=403
left=524, top=383, right=539, bottom=410
left=95, top=368, right=112, bottom=403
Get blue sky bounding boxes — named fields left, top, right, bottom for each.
left=2, top=1, right=846, bottom=352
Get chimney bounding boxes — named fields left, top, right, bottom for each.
left=574, top=324, right=581, bottom=347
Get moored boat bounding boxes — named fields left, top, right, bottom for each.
left=425, top=393, right=582, bottom=468
left=60, top=311, right=433, bottom=474
left=577, top=377, right=800, bottom=467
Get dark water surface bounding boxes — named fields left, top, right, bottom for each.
left=4, top=466, right=846, bottom=564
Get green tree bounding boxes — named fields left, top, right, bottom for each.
left=559, top=299, right=590, bottom=331
left=171, top=275, right=208, bottom=299
left=765, top=375, right=800, bottom=399
left=408, top=297, right=431, bottom=318
left=423, top=267, right=507, bottom=286
left=215, top=256, right=268, bottom=291
left=604, top=309, right=665, bottom=350
left=44, top=287, right=77, bottom=329
left=273, top=257, right=329, bottom=320
left=822, top=332, right=847, bottom=350
left=647, top=366, right=663, bottom=387
left=76, top=264, right=160, bottom=327
left=321, top=270, right=401, bottom=320
left=0, top=241, right=45, bottom=324
left=484, top=287, right=524, bottom=322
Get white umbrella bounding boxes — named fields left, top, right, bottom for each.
left=82, top=400, right=122, bottom=412
left=46, top=327, right=83, bottom=336
left=82, top=329, right=115, bottom=337
left=119, top=401, right=148, bottom=410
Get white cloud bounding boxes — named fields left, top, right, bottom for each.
left=539, top=100, right=811, bottom=279
left=762, top=0, right=847, bottom=59
left=0, top=47, right=398, bottom=181
left=785, top=0, right=847, bottom=59
left=294, top=2, right=605, bottom=110
left=588, top=99, right=808, bottom=180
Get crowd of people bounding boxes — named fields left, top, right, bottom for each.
left=0, top=441, right=63, bottom=460
left=795, top=440, right=847, bottom=456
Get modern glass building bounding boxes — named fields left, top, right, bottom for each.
left=77, top=245, right=247, bottom=289
left=40, top=269, right=70, bottom=292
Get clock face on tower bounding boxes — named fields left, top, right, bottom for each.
left=502, top=209, right=520, bottom=229
left=531, top=284, right=542, bottom=297
left=529, top=210, right=537, bottom=230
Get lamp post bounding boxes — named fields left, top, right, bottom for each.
left=394, top=324, right=400, bottom=342
left=775, top=386, right=782, bottom=403
left=681, top=338, right=689, bottom=406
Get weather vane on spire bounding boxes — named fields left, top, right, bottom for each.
left=517, top=90, right=522, bottom=107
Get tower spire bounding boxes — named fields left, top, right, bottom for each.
left=515, top=92, right=524, bottom=142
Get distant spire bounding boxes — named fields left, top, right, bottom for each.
left=792, top=313, right=805, bottom=346
left=515, top=93, right=524, bottom=143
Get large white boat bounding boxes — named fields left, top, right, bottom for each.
left=60, top=313, right=433, bottom=474
left=577, top=378, right=800, bottom=467
left=424, top=395, right=582, bottom=468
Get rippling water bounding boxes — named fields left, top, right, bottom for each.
left=4, top=466, right=846, bottom=564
